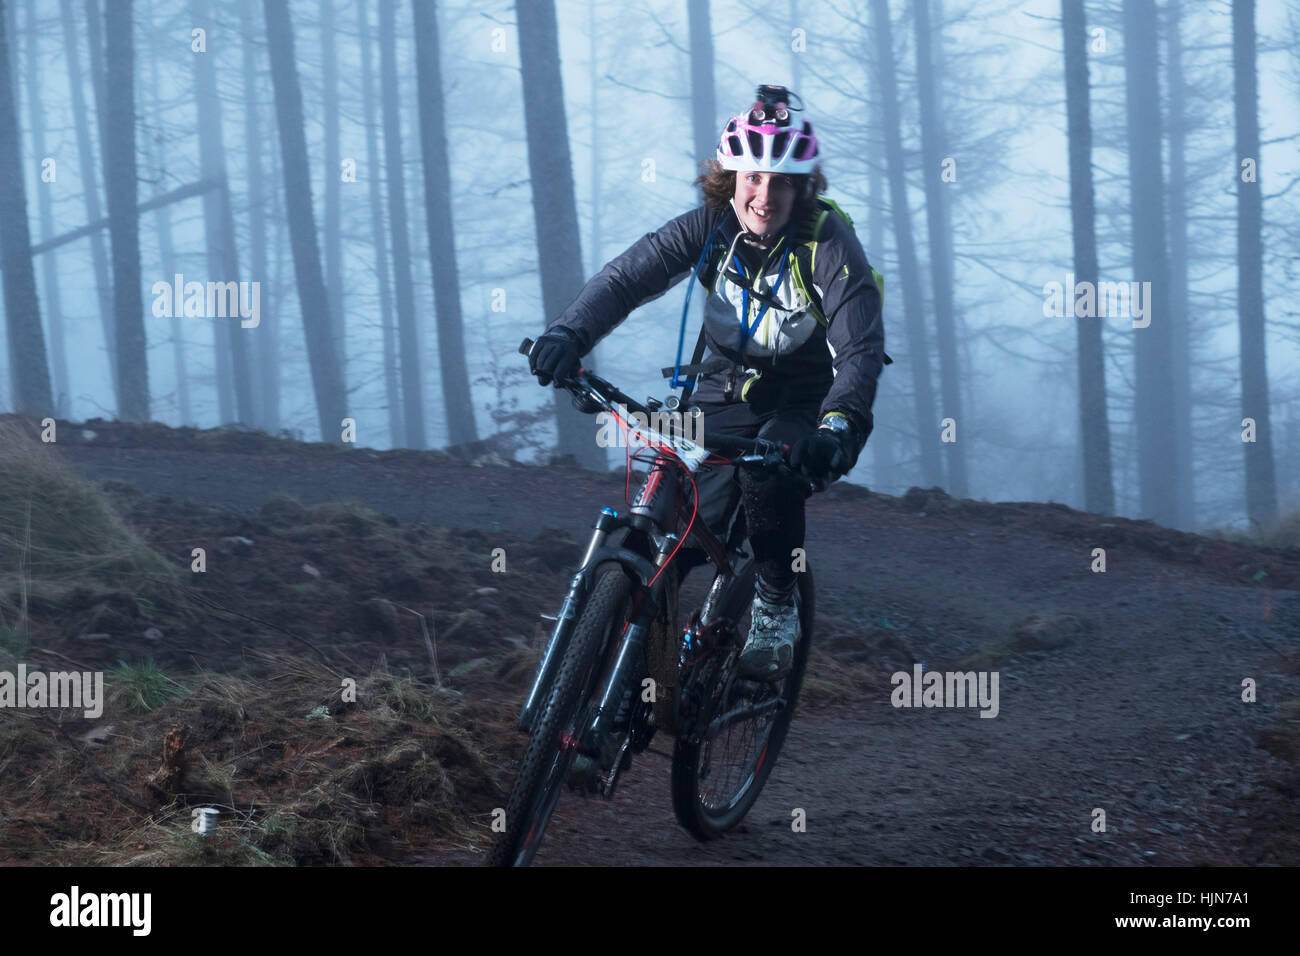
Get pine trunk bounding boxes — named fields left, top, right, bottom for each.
left=412, top=0, right=477, bottom=446
left=102, top=0, right=149, bottom=420
left=262, top=0, right=347, bottom=441
left=870, top=0, right=941, bottom=487
left=1062, top=0, right=1114, bottom=515
left=379, top=0, right=424, bottom=448
left=1232, top=0, right=1277, bottom=523
left=0, top=0, right=52, bottom=414
left=1122, top=0, right=1178, bottom=526
left=357, top=0, right=401, bottom=445
left=515, top=0, right=606, bottom=471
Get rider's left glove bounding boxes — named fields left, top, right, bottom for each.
left=529, top=326, right=583, bottom=386
left=790, top=414, right=856, bottom=489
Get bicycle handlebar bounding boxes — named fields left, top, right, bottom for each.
left=521, top=336, right=821, bottom=494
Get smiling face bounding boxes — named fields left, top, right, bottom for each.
left=733, top=170, right=798, bottom=238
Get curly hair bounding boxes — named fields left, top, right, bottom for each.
left=693, top=159, right=828, bottom=226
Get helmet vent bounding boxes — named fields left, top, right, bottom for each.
left=746, top=130, right=764, bottom=159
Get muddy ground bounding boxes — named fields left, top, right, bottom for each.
left=3, top=417, right=1298, bottom=865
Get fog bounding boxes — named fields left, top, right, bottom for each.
left=1, top=0, right=1296, bottom=532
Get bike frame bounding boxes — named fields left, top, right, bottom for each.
left=518, top=414, right=741, bottom=740
left=515, top=337, right=814, bottom=776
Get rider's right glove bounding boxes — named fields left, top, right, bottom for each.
left=529, top=326, right=583, bottom=386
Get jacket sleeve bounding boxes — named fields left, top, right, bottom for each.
left=547, top=204, right=718, bottom=356
left=810, top=215, right=887, bottom=461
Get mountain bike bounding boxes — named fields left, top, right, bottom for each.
left=485, top=337, right=816, bottom=867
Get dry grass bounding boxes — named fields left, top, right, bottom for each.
left=1, top=652, right=501, bottom=866
left=0, top=419, right=187, bottom=646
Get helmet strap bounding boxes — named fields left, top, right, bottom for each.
left=729, top=195, right=789, bottom=246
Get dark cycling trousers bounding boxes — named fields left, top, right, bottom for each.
left=677, top=395, right=820, bottom=593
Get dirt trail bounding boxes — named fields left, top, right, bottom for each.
left=57, top=436, right=1300, bottom=865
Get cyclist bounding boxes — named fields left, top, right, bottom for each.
left=529, top=85, right=887, bottom=681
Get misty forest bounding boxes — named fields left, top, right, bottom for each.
left=0, top=0, right=1297, bottom=535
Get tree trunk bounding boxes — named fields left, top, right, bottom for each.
left=870, top=0, right=940, bottom=487
left=867, top=0, right=892, bottom=491
left=320, top=0, right=345, bottom=386
left=357, top=0, right=400, bottom=446
left=102, top=0, right=148, bottom=420
left=1232, top=0, right=1277, bottom=523
left=412, top=0, right=476, bottom=446
left=789, top=0, right=801, bottom=92
left=1164, top=0, right=1195, bottom=525
left=913, top=0, right=967, bottom=497
left=144, top=0, right=190, bottom=425
left=241, top=0, right=275, bottom=430
left=60, top=0, right=115, bottom=405
left=262, top=0, right=347, bottom=442
left=868, top=150, right=894, bottom=492
left=0, top=0, right=51, bottom=414
left=192, top=0, right=253, bottom=425
left=588, top=0, right=600, bottom=277
left=268, top=142, right=286, bottom=430
left=515, top=0, right=605, bottom=471
left=1122, top=0, right=1177, bottom=526
left=379, top=0, right=424, bottom=448
left=687, top=0, right=716, bottom=170
left=1062, top=0, right=1114, bottom=516
left=26, top=0, right=68, bottom=416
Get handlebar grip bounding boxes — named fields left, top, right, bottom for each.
left=519, top=337, right=534, bottom=356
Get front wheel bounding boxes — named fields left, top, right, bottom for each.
left=486, top=563, right=633, bottom=866
left=671, top=560, right=814, bottom=841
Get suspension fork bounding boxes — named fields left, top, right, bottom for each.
left=579, top=579, right=661, bottom=753
left=519, top=507, right=625, bottom=733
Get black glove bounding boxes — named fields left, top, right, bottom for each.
left=790, top=421, right=855, bottom=488
left=529, top=326, right=583, bottom=386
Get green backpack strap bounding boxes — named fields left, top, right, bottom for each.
left=791, top=197, right=885, bottom=322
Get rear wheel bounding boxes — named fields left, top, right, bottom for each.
left=486, top=564, right=633, bottom=866
left=671, top=559, right=814, bottom=841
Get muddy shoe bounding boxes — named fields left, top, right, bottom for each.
left=738, top=593, right=799, bottom=680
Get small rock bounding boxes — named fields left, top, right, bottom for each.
left=305, top=705, right=331, bottom=720
left=473, top=587, right=500, bottom=597
left=302, top=563, right=321, bottom=579
left=142, top=627, right=164, bottom=641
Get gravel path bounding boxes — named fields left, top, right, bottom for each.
left=58, top=442, right=1300, bottom=865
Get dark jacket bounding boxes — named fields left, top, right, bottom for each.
left=548, top=200, right=886, bottom=462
